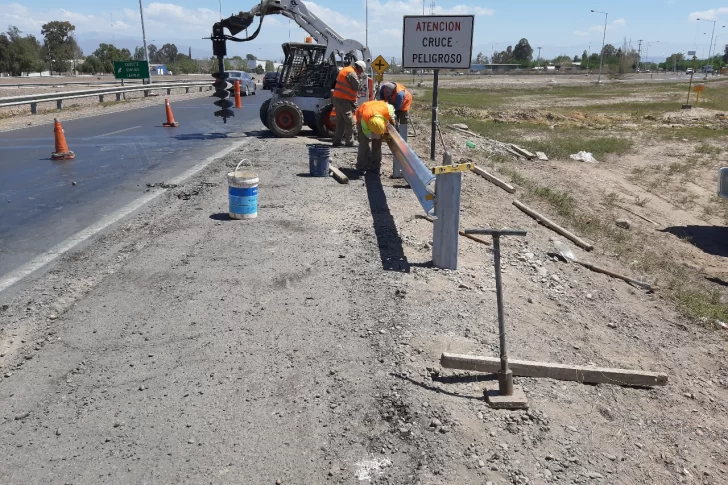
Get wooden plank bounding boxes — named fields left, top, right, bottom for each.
left=513, top=200, right=594, bottom=251
left=510, top=144, right=535, bottom=160
left=472, top=165, right=516, bottom=194
left=328, top=165, right=349, bottom=184
left=441, top=353, right=668, bottom=387
left=614, top=204, right=659, bottom=226
left=416, top=215, right=491, bottom=246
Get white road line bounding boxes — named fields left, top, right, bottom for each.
left=91, top=126, right=142, bottom=138
left=0, top=137, right=250, bottom=294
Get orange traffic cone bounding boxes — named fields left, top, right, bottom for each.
left=162, top=98, right=179, bottom=127
left=234, top=80, right=242, bottom=109
left=51, top=118, right=75, bottom=160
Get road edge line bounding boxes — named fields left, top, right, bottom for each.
left=0, top=137, right=250, bottom=294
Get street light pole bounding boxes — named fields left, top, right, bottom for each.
left=591, top=9, right=608, bottom=83
left=138, top=0, right=151, bottom=84
left=697, top=18, right=717, bottom=68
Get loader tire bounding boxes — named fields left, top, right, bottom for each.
left=267, top=101, right=304, bottom=138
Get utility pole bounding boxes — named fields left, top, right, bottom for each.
left=591, top=9, right=608, bottom=83
left=138, top=0, right=151, bottom=84
left=537, top=46, right=542, bottom=66
left=637, top=39, right=643, bottom=72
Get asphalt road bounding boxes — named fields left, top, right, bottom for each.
left=0, top=90, right=271, bottom=281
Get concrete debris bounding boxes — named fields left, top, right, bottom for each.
left=535, top=151, right=549, bottom=161
left=452, top=123, right=470, bottom=131
left=569, top=151, right=599, bottom=163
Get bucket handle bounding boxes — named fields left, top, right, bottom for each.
left=233, top=158, right=252, bottom=177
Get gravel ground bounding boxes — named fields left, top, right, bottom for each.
left=0, top=84, right=218, bottom=132
left=0, top=131, right=726, bottom=484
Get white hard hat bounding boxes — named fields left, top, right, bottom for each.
left=354, top=60, right=366, bottom=70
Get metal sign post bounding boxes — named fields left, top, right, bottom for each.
left=401, top=15, right=474, bottom=161
left=430, top=69, right=439, bottom=160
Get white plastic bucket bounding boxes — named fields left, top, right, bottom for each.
left=227, top=159, right=258, bottom=220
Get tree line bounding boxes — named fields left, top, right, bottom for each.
left=0, top=22, right=276, bottom=76
left=471, top=37, right=728, bottom=73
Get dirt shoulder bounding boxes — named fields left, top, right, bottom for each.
left=0, top=132, right=726, bottom=484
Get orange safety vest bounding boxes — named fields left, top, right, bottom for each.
left=355, top=100, right=393, bottom=125
left=388, top=82, right=413, bottom=112
left=333, top=66, right=358, bottom=101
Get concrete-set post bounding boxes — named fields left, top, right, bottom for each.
left=432, top=151, right=462, bottom=270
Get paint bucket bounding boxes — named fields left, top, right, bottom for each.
left=227, top=159, right=258, bottom=220
left=308, top=144, right=330, bottom=177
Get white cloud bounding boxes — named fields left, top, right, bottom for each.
left=688, top=8, right=728, bottom=21
left=573, top=18, right=626, bottom=37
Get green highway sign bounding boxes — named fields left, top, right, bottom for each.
left=114, top=61, right=149, bottom=80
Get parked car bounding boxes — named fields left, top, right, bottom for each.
left=263, top=71, right=280, bottom=90
left=686, top=68, right=694, bottom=75
left=225, top=71, right=256, bottom=96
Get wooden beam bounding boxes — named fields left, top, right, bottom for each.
left=513, top=200, right=594, bottom=251
left=441, top=353, right=668, bottom=387
left=416, top=215, right=491, bottom=246
left=614, top=204, right=659, bottom=226
left=472, top=165, right=516, bottom=194
left=510, top=144, right=535, bottom=160
left=329, top=165, right=349, bottom=184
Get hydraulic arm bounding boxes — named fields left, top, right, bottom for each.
left=210, top=0, right=371, bottom=123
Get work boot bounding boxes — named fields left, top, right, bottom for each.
left=331, top=142, right=343, bottom=147
left=345, top=142, right=356, bottom=148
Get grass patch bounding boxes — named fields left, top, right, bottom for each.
left=695, top=143, right=723, bottom=155
left=443, top=115, right=633, bottom=160
left=672, top=285, right=728, bottom=324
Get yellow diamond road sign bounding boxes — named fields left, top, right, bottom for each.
left=372, top=55, right=389, bottom=74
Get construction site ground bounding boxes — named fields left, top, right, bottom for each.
left=1, top=75, right=727, bottom=484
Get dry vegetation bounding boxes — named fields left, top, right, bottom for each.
left=409, top=77, right=728, bottom=325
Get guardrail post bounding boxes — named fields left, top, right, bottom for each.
left=432, top=151, right=463, bottom=270
left=56, top=100, right=63, bottom=110
left=144, top=90, right=149, bottom=97
left=199, top=86, right=203, bottom=92
left=186, top=87, right=190, bottom=94
left=98, top=94, right=104, bottom=103
left=30, top=102, right=37, bottom=115
left=167, top=88, right=172, bottom=95
left=116, top=93, right=121, bottom=101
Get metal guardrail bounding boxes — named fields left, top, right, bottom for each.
left=0, top=82, right=212, bottom=114
left=385, top=124, right=436, bottom=217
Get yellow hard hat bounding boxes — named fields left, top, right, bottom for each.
left=368, top=115, right=387, bottom=135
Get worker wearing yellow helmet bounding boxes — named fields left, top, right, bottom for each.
left=354, top=100, right=396, bottom=174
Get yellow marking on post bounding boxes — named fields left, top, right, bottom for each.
left=425, top=194, right=435, bottom=201
left=431, top=163, right=475, bottom=175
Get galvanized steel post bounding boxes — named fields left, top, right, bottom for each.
left=432, top=151, right=461, bottom=270
left=430, top=69, right=439, bottom=160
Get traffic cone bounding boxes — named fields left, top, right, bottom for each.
left=234, top=80, right=242, bottom=109
left=51, top=118, right=75, bottom=160
left=162, top=98, right=179, bottom=127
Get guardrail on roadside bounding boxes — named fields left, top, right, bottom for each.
left=385, top=124, right=436, bottom=217
left=0, top=82, right=212, bottom=114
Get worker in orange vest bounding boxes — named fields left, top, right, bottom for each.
left=332, top=60, right=366, bottom=147
left=378, top=81, right=412, bottom=131
left=355, top=100, right=395, bottom=174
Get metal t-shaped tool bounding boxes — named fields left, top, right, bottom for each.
left=463, top=228, right=528, bottom=409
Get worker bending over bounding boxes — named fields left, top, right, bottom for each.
left=332, top=60, right=366, bottom=147
left=378, top=81, right=412, bottom=138
left=355, top=100, right=395, bottom=174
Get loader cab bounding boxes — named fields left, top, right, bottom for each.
left=276, top=42, right=339, bottom=98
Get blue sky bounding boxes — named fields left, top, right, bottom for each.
left=2, top=1, right=727, bottom=61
